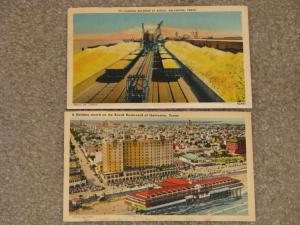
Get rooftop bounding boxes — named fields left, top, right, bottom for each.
left=128, top=176, right=236, bottom=201
left=128, top=184, right=192, bottom=200
left=159, top=178, right=191, bottom=187
left=182, top=153, right=205, bottom=161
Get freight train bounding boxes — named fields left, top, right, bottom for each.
left=105, top=49, right=142, bottom=79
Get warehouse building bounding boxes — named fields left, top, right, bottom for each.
left=126, top=176, right=243, bottom=212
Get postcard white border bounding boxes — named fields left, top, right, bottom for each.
left=67, top=6, right=252, bottom=109
left=63, top=111, right=255, bottom=221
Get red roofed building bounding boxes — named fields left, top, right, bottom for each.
left=126, top=176, right=243, bottom=211
left=127, top=184, right=197, bottom=209
left=226, top=137, right=246, bottom=155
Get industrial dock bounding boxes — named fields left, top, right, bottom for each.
left=73, top=21, right=229, bottom=104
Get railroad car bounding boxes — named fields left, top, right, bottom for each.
left=123, top=54, right=138, bottom=60
left=160, top=53, right=173, bottom=59
left=159, top=47, right=168, bottom=54
left=162, top=59, right=182, bottom=79
left=131, top=48, right=142, bottom=55
left=152, top=51, right=162, bottom=68
left=159, top=50, right=168, bottom=54
left=159, top=46, right=166, bottom=51
left=106, top=59, right=133, bottom=78
left=123, top=54, right=140, bottom=66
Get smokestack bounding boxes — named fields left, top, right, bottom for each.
left=142, top=23, right=145, bottom=35
left=141, top=23, right=145, bottom=48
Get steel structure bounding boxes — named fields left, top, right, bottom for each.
left=125, top=21, right=163, bottom=102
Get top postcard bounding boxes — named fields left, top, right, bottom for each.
left=67, top=6, right=252, bottom=109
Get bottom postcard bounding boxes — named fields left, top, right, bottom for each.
left=64, top=111, right=255, bottom=221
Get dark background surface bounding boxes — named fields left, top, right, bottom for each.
left=0, top=0, right=299, bottom=225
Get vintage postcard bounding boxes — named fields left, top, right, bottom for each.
left=64, top=111, right=255, bottom=221
left=67, top=6, right=252, bottom=109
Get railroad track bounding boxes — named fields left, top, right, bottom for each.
left=148, top=77, right=198, bottom=103
left=74, top=50, right=199, bottom=103
left=124, top=51, right=154, bottom=102
left=74, top=82, right=108, bottom=103
left=89, top=83, right=117, bottom=103
left=101, top=56, right=145, bottom=103
left=82, top=52, right=152, bottom=103
left=75, top=56, right=145, bottom=103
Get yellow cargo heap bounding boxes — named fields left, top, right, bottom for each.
left=108, top=60, right=131, bottom=70
left=73, top=42, right=139, bottom=86
left=162, top=59, right=180, bottom=69
left=165, top=41, right=245, bottom=102
left=159, top=50, right=168, bottom=54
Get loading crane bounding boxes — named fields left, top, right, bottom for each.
left=125, top=21, right=163, bottom=102
left=141, top=23, right=145, bottom=48
left=142, top=20, right=163, bottom=52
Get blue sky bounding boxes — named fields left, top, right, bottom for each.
left=74, top=11, right=242, bottom=35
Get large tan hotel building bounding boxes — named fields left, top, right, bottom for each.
left=102, top=138, right=174, bottom=174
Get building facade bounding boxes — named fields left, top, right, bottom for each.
left=226, top=137, right=246, bottom=155
left=102, top=140, right=124, bottom=173
left=102, top=138, right=174, bottom=174
left=123, top=139, right=173, bottom=169
left=102, top=166, right=178, bottom=185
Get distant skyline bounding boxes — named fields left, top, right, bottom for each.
left=74, top=11, right=242, bottom=37
left=71, top=118, right=245, bottom=124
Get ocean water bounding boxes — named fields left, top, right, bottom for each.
left=148, top=192, right=248, bottom=216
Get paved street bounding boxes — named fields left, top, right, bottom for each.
left=71, top=134, right=102, bottom=187
left=182, top=162, right=246, bottom=177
